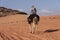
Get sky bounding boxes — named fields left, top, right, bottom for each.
left=0, top=0, right=60, bottom=16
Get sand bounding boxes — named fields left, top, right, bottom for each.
left=0, top=14, right=60, bottom=40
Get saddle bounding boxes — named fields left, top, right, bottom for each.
left=27, top=14, right=40, bottom=24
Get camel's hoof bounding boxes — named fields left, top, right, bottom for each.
left=30, top=32, right=35, bottom=34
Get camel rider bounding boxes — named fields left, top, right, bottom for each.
left=30, top=5, right=37, bottom=14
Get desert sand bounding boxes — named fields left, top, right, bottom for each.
left=0, top=14, right=60, bottom=40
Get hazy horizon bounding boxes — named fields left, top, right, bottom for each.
left=0, top=0, right=60, bottom=16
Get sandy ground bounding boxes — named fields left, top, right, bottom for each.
left=0, top=14, right=60, bottom=40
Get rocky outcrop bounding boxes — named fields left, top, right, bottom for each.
left=0, top=7, right=27, bottom=17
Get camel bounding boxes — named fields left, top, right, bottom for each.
left=27, top=14, right=40, bottom=33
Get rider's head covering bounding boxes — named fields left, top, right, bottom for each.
left=31, top=5, right=35, bottom=8
left=30, top=5, right=37, bottom=14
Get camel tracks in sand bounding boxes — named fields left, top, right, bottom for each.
left=0, top=30, right=60, bottom=40
left=0, top=32, right=23, bottom=40
left=0, top=32, right=10, bottom=40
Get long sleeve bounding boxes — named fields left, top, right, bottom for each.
left=30, top=7, right=37, bottom=14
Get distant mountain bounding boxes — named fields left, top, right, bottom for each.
left=0, top=7, right=27, bottom=17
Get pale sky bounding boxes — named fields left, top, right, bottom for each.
left=0, top=0, right=60, bottom=16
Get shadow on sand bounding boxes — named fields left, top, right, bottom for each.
left=35, top=29, right=60, bottom=35
left=44, top=29, right=59, bottom=33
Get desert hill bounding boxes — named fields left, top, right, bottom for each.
left=0, top=13, right=60, bottom=40
left=0, top=7, right=27, bottom=17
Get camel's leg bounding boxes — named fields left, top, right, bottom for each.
left=31, top=23, right=36, bottom=33
left=31, top=17, right=37, bottom=33
left=31, top=23, right=38, bottom=33
left=29, top=23, right=34, bottom=33
left=29, top=24, right=32, bottom=33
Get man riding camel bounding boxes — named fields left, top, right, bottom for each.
left=27, top=5, right=39, bottom=33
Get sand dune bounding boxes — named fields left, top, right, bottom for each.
left=0, top=14, right=60, bottom=40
